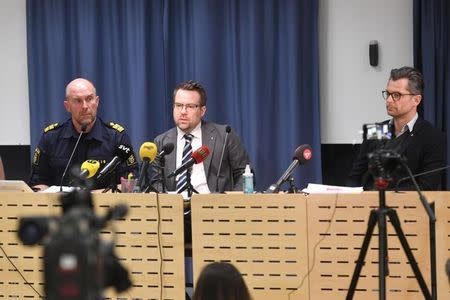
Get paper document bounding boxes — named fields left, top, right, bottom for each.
left=302, top=183, right=363, bottom=194
left=41, top=185, right=76, bottom=193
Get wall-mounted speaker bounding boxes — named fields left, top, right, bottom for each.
left=369, top=40, right=379, bottom=67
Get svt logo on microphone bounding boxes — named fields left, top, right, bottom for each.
left=119, top=145, right=131, bottom=154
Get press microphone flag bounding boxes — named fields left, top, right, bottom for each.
left=167, top=145, right=210, bottom=178
left=97, top=144, right=133, bottom=180
left=266, top=144, right=313, bottom=193
left=79, top=160, right=101, bottom=179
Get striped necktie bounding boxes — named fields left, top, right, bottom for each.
left=176, top=134, right=193, bottom=193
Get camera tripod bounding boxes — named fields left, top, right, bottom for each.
left=346, top=181, right=432, bottom=300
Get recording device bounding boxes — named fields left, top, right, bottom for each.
left=96, top=144, right=133, bottom=180
left=17, top=188, right=131, bottom=299
left=265, top=144, right=312, bottom=193
left=79, top=160, right=101, bottom=179
left=137, top=142, right=158, bottom=190
left=363, top=122, right=392, bottom=141
left=60, top=124, right=88, bottom=191
left=215, top=125, right=231, bottom=193
left=167, top=145, right=210, bottom=178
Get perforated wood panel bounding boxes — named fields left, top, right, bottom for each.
left=307, top=192, right=434, bottom=300
left=191, top=193, right=309, bottom=300
left=434, top=192, right=450, bottom=299
left=0, top=192, right=185, bottom=300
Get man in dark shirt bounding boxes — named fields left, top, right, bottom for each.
left=30, top=78, right=138, bottom=191
left=348, top=67, right=446, bottom=190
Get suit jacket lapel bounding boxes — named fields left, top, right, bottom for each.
left=202, top=122, right=217, bottom=178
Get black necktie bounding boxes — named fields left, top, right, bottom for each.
left=176, top=134, right=193, bottom=193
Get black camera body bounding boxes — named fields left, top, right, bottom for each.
left=18, top=189, right=131, bottom=300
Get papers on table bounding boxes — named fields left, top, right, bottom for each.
left=302, top=183, right=363, bottom=194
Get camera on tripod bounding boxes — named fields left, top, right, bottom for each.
left=17, top=189, right=131, bottom=300
left=363, top=123, right=403, bottom=189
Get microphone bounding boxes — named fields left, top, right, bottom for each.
left=395, top=165, right=450, bottom=188
left=96, top=144, right=133, bottom=180
left=60, top=124, right=88, bottom=192
left=137, top=142, right=158, bottom=189
left=167, top=145, right=210, bottom=178
left=157, top=142, right=174, bottom=157
left=215, top=125, right=231, bottom=193
left=79, top=160, right=101, bottom=178
left=265, top=144, right=313, bottom=193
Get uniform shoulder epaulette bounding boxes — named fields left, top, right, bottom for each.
left=44, top=122, right=61, bottom=133
left=108, top=121, right=125, bottom=133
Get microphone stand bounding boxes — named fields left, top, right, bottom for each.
left=102, top=170, right=120, bottom=193
left=287, top=176, right=297, bottom=193
left=178, top=168, right=198, bottom=216
left=215, top=126, right=231, bottom=193
left=159, top=156, right=167, bottom=193
left=60, top=126, right=86, bottom=192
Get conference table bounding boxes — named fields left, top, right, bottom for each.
left=0, top=191, right=448, bottom=299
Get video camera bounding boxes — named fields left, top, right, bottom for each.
left=363, top=123, right=403, bottom=189
left=17, top=188, right=131, bottom=299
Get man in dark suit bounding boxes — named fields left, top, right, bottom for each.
left=153, top=80, right=250, bottom=194
left=348, top=66, right=446, bottom=190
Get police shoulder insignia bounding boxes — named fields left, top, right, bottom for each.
left=109, top=122, right=125, bottom=133
left=33, top=147, right=41, bottom=166
left=127, top=153, right=137, bottom=167
left=44, top=123, right=60, bottom=133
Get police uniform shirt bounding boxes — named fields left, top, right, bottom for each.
left=30, top=117, right=138, bottom=188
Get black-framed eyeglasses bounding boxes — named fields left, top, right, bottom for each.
left=173, top=102, right=201, bottom=111
left=381, top=90, right=417, bottom=101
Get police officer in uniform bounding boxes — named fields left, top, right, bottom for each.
left=30, top=78, right=138, bottom=191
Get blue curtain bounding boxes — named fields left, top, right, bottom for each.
left=27, top=0, right=321, bottom=191
left=413, top=0, right=450, bottom=188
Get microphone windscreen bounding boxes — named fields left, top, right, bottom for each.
left=80, top=160, right=101, bottom=178
left=225, top=125, right=231, bottom=133
left=115, top=144, right=133, bottom=161
left=161, top=142, right=174, bottom=155
left=139, top=142, right=158, bottom=161
left=192, top=145, right=210, bottom=164
left=293, top=144, right=313, bottom=165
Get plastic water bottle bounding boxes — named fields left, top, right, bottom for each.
left=243, top=164, right=254, bottom=194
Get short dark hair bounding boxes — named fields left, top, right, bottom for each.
left=173, top=80, right=207, bottom=106
left=193, top=262, right=252, bottom=300
left=389, top=66, right=424, bottom=95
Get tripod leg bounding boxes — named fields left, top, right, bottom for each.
left=346, top=210, right=378, bottom=300
left=378, top=207, right=388, bottom=300
left=387, top=209, right=432, bottom=300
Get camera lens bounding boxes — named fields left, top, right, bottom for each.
left=18, top=217, right=49, bottom=245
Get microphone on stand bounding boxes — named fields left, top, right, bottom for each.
left=137, top=142, right=158, bottom=190
left=157, top=143, right=174, bottom=158
left=60, top=124, right=88, bottom=192
left=395, top=165, right=450, bottom=188
left=167, top=145, right=210, bottom=178
left=152, top=143, right=174, bottom=193
left=265, top=144, right=313, bottom=193
left=96, top=144, right=133, bottom=181
left=215, top=125, right=231, bottom=193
